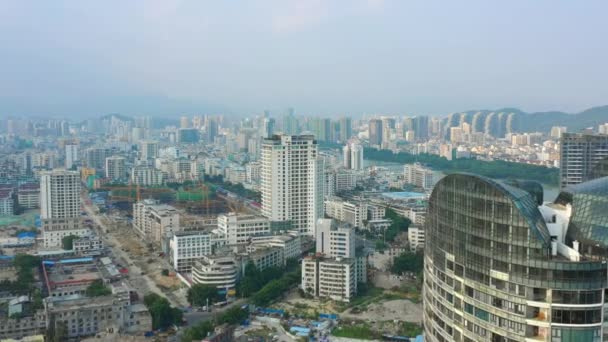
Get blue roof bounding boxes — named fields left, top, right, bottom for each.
left=382, top=191, right=426, bottom=200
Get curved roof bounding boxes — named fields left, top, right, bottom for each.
left=556, top=176, right=608, bottom=249
left=431, top=173, right=552, bottom=246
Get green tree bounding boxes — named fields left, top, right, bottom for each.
left=384, top=209, right=411, bottom=242
left=144, top=293, right=183, bottom=330
left=61, top=235, right=78, bottom=250
left=391, top=251, right=424, bottom=275
left=187, top=284, right=221, bottom=307
left=86, top=280, right=112, bottom=297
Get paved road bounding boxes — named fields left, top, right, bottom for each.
left=81, top=192, right=183, bottom=307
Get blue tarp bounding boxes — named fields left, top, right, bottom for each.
left=17, top=232, right=36, bottom=239
left=43, top=257, right=94, bottom=265
left=258, top=308, right=284, bottom=315
left=319, top=313, right=338, bottom=320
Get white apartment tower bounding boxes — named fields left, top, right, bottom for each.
left=105, top=156, right=126, bottom=181
left=139, top=140, right=159, bottom=160
left=64, top=144, right=78, bottom=169
left=261, top=135, right=323, bottom=235
left=316, top=218, right=355, bottom=258
left=343, top=140, right=364, bottom=171
left=40, top=169, right=88, bottom=247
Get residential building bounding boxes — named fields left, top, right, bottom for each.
left=217, top=213, right=271, bottom=245
left=423, top=173, right=608, bottom=342
left=243, top=245, right=284, bottom=271
left=65, top=144, right=78, bottom=169
left=73, top=235, right=104, bottom=256
left=85, top=147, right=110, bottom=170
left=368, top=119, right=383, bottom=146
left=192, top=255, right=239, bottom=290
left=302, top=256, right=357, bottom=302
left=169, top=231, right=212, bottom=273
left=407, top=226, right=424, bottom=252
left=40, top=169, right=88, bottom=247
left=133, top=200, right=180, bottom=244
left=335, top=170, right=358, bottom=192
left=0, top=189, right=14, bottom=215
left=316, top=219, right=355, bottom=258
left=17, top=183, right=40, bottom=209
left=130, top=166, right=164, bottom=186
left=261, top=135, right=323, bottom=235
left=139, top=140, right=159, bottom=160
left=324, top=199, right=365, bottom=228
left=339, top=117, right=352, bottom=142
left=403, top=163, right=435, bottom=190
left=343, top=140, right=364, bottom=171
left=105, top=156, right=126, bottom=182
left=560, top=133, right=608, bottom=188
left=250, top=232, right=301, bottom=260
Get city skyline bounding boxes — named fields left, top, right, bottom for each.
left=1, top=1, right=607, bottom=117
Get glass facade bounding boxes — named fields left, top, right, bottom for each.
left=423, top=174, right=608, bottom=342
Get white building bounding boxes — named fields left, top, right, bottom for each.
left=250, top=232, right=301, bottom=260
left=139, top=140, right=159, bottom=160
left=105, top=156, right=126, bottom=181
left=403, top=163, right=435, bottom=190
left=316, top=219, right=355, bottom=259
left=261, top=135, right=323, bottom=235
left=407, top=226, right=425, bottom=252
left=243, top=245, right=284, bottom=271
left=324, top=199, right=366, bottom=228
left=73, top=235, right=104, bottom=256
left=131, top=166, right=165, bottom=186
left=335, top=171, right=358, bottom=192
left=192, top=254, right=239, bottom=290
left=65, top=144, right=78, bottom=169
left=217, top=213, right=271, bottom=245
left=343, top=141, right=364, bottom=170
left=40, top=169, right=88, bottom=247
left=169, top=231, right=212, bottom=272
left=302, top=256, right=357, bottom=302
left=133, top=200, right=180, bottom=244
left=0, top=190, right=14, bottom=215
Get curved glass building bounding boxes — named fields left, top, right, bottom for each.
left=423, top=173, right=608, bottom=342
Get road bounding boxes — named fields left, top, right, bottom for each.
left=81, top=192, right=184, bottom=307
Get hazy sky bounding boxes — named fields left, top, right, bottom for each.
left=1, top=1, right=607, bottom=117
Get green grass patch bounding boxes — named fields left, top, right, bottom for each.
left=332, top=323, right=380, bottom=340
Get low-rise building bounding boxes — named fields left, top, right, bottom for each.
left=17, top=183, right=40, bottom=209
left=217, top=213, right=271, bottom=245
left=243, top=245, right=284, bottom=271
left=192, top=255, right=239, bottom=290
left=133, top=200, right=180, bottom=244
left=407, top=226, right=425, bottom=251
left=302, top=256, right=356, bottom=302
left=73, top=235, right=104, bottom=256
left=169, top=231, right=212, bottom=273
left=249, top=232, right=301, bottom=260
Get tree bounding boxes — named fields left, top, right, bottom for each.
left=391, top=251, right=424, bottom=275
left=384, top=209, right=411, bottom=242
left=187, top=284, right=221, bottom=307
left=86, top=280, right=112, bottom=297
left=61, top=235, right=78, bottom=250
left=144, top=293, right=182, bottom=330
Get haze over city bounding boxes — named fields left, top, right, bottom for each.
left=2, top=0, right=607, bottom=117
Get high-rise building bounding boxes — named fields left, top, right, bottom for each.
left=180, top=116, right=190, bottom=128
left=177, top=128, right=200, bottom=144
left=105, top=156, right=126, bottom=181
left=260, top=118, right=276, bottom=139
left=65, top=144, right=78, bottom=170
left=550, top=126, right=567, bottom=139
left=343, top=141, right=364, bottom=171
left=261, top=135, right=323, bottom=235
left=85, top=147, right=110, bottom=170
left=282, top=108, right=299, bottom=135
left=412, top=116, right=429, bottom=140
left=560, top=133, right=608, bottom=188
left=40, top=169, right=88, bottom=247
left=423, top=173, right=608, bottom=342
left=139, top=140, right=159, bottom=160
left=205, top=118, right=219, bottom=143
left=368, top=119, right=383, bottom=146
left=339, top=117, right=352, bottom=142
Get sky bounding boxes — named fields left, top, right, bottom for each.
left=1, top=0, right=607, bottom=118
